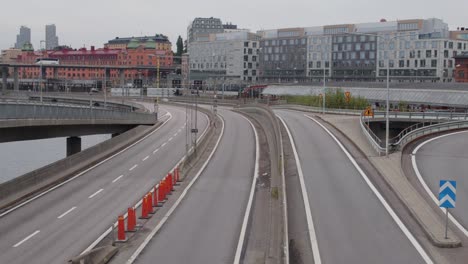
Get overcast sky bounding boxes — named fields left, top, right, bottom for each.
left=1, top=0, right=466, bottom=51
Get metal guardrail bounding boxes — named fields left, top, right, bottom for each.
left=0, top=102, right=156, bottom=123
left=272, top=104, right=362, bottom=115
left=360, top=110, right=468, bottom=155
left=396, top=120, right=468, bottom=150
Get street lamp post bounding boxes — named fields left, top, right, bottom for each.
left=323, top=66, right=326, bottom=114
left=276, top=67, right=281, bottom=83
left=39, top=40, right=46, bottom=103
left=345, top=32, right=411, bottom=157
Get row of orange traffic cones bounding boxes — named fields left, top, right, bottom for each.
left=117, top=167, right=181, bottom=241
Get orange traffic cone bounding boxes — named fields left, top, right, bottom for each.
left=117, top=215, right=127, bottom=242
left=153, top=186, right=160, bottom=207
left=147, top=192, right=154, bottom=214
left=158, top=183, right=164, bottom=205
left=127, top=207, right=136, bottom=232
left=174, top=168, right=180, bottom=185
left=139, top=195, right=149, bottom=219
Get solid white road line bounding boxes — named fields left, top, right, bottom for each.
left=305, top=114, right=433, bottom=264
left=129, top=164, right=138, bottom=171
left=82, top=111, right=212, bottom=256
left=88, top=189, right=104, bottom=199
left=412, top=130, right=468, bottom=237
left=142, top=156, right=149, bottom=161
left=153, top=148, right=159, bottom=154
left=277, top=115, right=322, bottom=264
left=0, top=112, right=173, bottom=218
left=57, top=206, right=77, bottom=219
left=126, top=114, right=225, bottom=264
left=13, top=230, right=40, bottom=248
left=233, top=115, right=260, bottom=264
left=112, top=175, right=124, bottom=183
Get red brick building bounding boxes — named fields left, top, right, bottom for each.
left=15, top=40, right=173, bottom=85
left=454, top=52, right=468, bottom=82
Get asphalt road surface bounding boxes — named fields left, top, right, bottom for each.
left=276, top=110, right=427, bottom=264
left=414, top=131, right=468, bottom=232
left=0, top=105, right=208, bottom=264
left=133, top=108, right=256, bottom=264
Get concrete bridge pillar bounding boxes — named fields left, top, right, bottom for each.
left=66, top=136, right=82, bottom=157
left=2, top=66, right=8, bottom=94
left=13, top=67, right=19, bottom=91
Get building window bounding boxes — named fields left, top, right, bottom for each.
left=431, top=60, right=437, bottom=67
left=426, top=50, right=431, bottom=58
left=420, top=59, right=426, bottom=67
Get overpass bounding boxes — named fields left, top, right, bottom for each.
left=0, top=101, right=157, bottom=155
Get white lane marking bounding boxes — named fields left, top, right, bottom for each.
left=129, top=164, right=138, bottom=171
left=278, top=115, right=322, bottom=264
left=161, top=142, right=167, bottom=147
left=82, top=109, right=212, bottom=256
left=168, top=137, right=173, bottom=142
left=13, top=230, right=40, bottom=248
left=153, top=148, right=159, bottom=154
left=112, top=175, right=124, bottom=183
left=174, top=132, right=178, bottom=136
left=178, top=129, right=182, bottom=133
left=88, top=189, right=104, bottom=199
left=142, top=156, right=149, bottom=161
left=279, top=117, right=290, bottom=264
left=57, top=206, right=77, bottom=219
left=233, top=115, right=260, bottom=264
left=126, top=114, right=225, bottom=264
left=412, top=130, right=468, bottom=237
left=0, top=112, right=173, bottom=218
left=304, top=114, right=433, bottom=264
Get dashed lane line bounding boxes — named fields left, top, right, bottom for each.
left=112, top=175, right=124, bottom=183
left=88, top=189, right=104, bottom=199
left=142, top=156, right=149, bottom=161
left=57, top=206, right=77, bottom=219
left=129, top=164, right=138, bottom=171
left=13, top=230, right=40, bottom=248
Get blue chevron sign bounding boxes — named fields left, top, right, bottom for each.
left=439, top=180, right=456, bottom=209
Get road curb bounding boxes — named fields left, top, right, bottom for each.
left=315, top=115, right=462, bottom=249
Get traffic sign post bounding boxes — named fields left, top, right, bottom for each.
left=439, top=180, right=456, bottom=239
left=345, top=91, right=351, bottom=103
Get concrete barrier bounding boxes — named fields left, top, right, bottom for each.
left=235, top=104, right=288, bottom=264
left=0, top=121, right=164, bottom=211
left=69, top=245, right=118, bottom=264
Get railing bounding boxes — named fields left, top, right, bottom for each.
left=0, top=102, right=156, bottom=124
left=395, top=120, right=468, bottom=150
left=360, top=110, right=468, bottom=155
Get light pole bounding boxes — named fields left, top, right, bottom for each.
left=276, top=67, right=281, bottom=83
left=39, top=40, right=46, bottom=103
left=323, top=66, right=326, bottom=114
left=345, top=32, right=410, bottom=157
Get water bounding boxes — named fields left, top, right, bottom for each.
left=0, top=134, right=111, bottom=184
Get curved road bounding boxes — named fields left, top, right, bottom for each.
left=132, top=108, right=256, bottom=264
left=0, top=105, right=208, bottom=264
left=276, top=110, right=428, bottom=264
left=413, top=130, right=468, bottom=233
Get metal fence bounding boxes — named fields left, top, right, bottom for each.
left=0, top=102, right=156, bottom=123
left=360, top=111, right=468, bottom=155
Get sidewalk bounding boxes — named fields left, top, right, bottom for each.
left=320, top=114, right=461, bottom=248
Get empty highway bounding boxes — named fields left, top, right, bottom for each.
left=130, top=108, right=257, bottom=264
left=276, top=110, right=431, bottom=264
left=0, top=105, right=208, bottom=264
left=412, top=130, right=468, bottom=236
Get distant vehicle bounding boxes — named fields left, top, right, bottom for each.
left=90, top=88, right=99, bottom=94
left=35, top=58, right=60, bottom=65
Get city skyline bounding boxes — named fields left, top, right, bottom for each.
left=1, top=0, right=466, bottom=51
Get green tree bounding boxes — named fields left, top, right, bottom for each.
left=176, top=36, right=183, bottom=57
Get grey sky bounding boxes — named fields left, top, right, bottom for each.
left=1, top=0, right=466, bottom=51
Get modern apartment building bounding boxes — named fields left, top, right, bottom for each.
left=187, top=17, right=224, bottom=43
left=258, top=18, right=468, bottom=83
left=45, top=24, right=59, bottom=50
left=257, top=28, right=308, bottom=83
left=188, top=31, right=260, bottom=84
left=15, top=26, right=31, bottom=49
